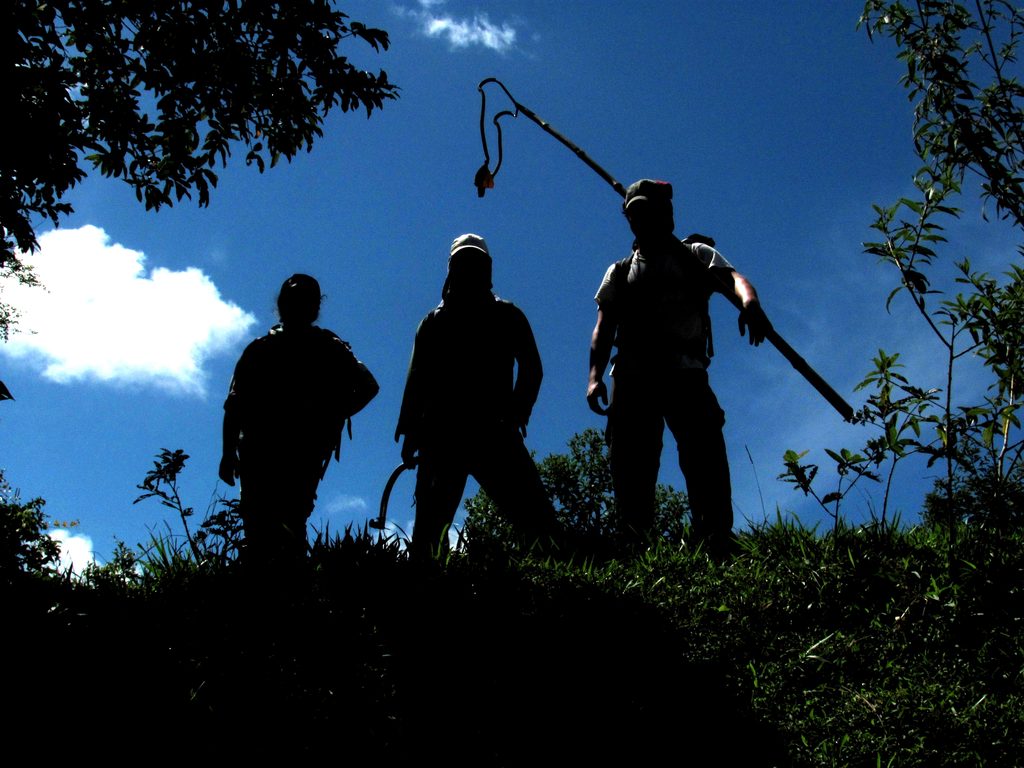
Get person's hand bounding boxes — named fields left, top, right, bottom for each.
left=738, top=301, right=771, bottom=346
left=401, top=437, right=419, bottom=469
left=587, top=379, right=609, bottom=415
left=218, top=454, right=238, bottom=486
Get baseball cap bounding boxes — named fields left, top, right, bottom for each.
left=450, top=233, right=490, bottom=258
left=623, top=179, right=673, bottom=210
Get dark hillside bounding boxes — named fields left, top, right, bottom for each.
left=6, top=522, right=1021, bottom=767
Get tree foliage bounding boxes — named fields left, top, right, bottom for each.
left=862, top=0, right=1024, bottom=226
left=2, top=0, right=397, bottom=336
left=0, top=469, right=59, bottom=582
left=784, top=2, right=1024, bottom=533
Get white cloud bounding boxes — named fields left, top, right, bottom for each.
left=49, top=528, right=95, bottom=575
left=425, top=15, right=516, bottom=51
left=323, top=494, right=370, bottom=515
left=397, top=2, right=518, bottom=53
left=1, top=225, right=256, bottom=395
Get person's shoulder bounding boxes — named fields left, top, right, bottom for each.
left=493, top=296, right=527, bottom=317
left=411, top=305, right=444, bottom=338
left=240, top=329, right=275, bottom=355
left=419, top=304, right=444, bottom=324
left=313, top=325, right=347, bottom=344
left=683, top=240, right=732, bottom=270
left=310, top=327, right=360, bottom=362
left=492, top=298, right=537, bottom=334
left=596, top=254, right=632, bottom=298
left=249, top=323, right=294, bottom=348
left=232, top=330, right=278, bottom=374
left=241, top=336, right=264, bottom=353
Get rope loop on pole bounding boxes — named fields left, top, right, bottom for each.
left=475, top=77, right=522, bottom=197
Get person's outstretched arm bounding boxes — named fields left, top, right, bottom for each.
left=715, top=268, right=770, bottom=346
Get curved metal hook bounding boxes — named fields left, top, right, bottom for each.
left=371, top=463, right=409, bottom=531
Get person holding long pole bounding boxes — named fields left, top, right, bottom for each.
left=587, top=179, right=769, bottom=557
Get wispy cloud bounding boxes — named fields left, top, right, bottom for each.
left=396, top=1, right=518, bottom=53
left=1, top=225, right=255, bottom=395
left=323, top=494, right=370, bottom=516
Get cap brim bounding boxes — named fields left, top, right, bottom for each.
left=450, top=245, right=489, bottom=258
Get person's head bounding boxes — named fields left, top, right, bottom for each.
left=277, top=273, right=322, bottom=326
left=444, top=233, right=493, bottom=299
left=622, top=179, right=675, bottom=243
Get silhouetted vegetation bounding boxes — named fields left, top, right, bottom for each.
left=2, top=1, right=397, bottom=337
left=786, top=1, right=1024, bottom=541
left=3, top=445, right=1022, bottom=767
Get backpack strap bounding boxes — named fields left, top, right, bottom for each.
left=612, top=253, right=632, bottom=294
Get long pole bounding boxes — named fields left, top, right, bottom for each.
left=476, top=78, right=855, bottom=423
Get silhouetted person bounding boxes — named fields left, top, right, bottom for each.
left=220, top=274, right=378, bottom=567
left=396, top=234, right=556, bottom=558
left=587, top=180, right=770, bottom=557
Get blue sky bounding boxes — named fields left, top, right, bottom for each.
left=3, top=1, right=1018, bottom=570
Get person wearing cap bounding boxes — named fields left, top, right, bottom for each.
left=396, top=234, right=557, bottom=559
left=220, top=274, right=379, bottom=568
left=587, top=179, right=770, bottom=557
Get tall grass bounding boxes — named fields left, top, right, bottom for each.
left=5, top=513, right=1021, bottom=766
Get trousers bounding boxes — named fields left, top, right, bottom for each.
left=239, top=445, right=322, bottom=565
left=411, top=423, right=555, bottom=557
left=608, top=368, right=733, bottom=547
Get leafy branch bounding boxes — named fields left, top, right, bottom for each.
left=134, top=449, right=201, bottom=561
left=133, top=448, right=244, bottom=569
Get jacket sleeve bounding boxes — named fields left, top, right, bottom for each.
left=341, top=344, right=379, bottom=418
left=509, top=305, right=543, bottom=427
left=223, top=341, right=256, bottom=418
left=395, top=315, right=430, bottom=442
